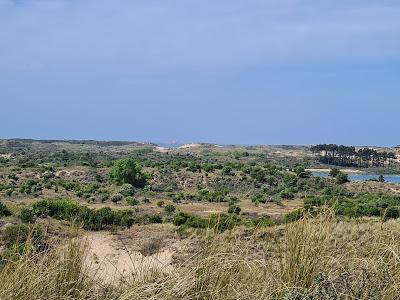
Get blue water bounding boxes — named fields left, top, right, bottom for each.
left=312, top=172, right=400, bottom=184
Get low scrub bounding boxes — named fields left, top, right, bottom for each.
left=173, top=212, right=239, bottom=232
left=21, top=199, right=136, bottom=230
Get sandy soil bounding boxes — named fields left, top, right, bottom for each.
left=85, top=233, right=172, bottom=284
left=84, top=225, right=196, bottom=284
left=154, top=146, right=169, bottom=153
left=179, top=143, right=201, bottom=149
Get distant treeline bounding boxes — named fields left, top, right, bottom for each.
left=310, top=144, right=397, bottom=168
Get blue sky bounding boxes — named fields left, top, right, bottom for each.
left=1, top=0, right=399, bottom=145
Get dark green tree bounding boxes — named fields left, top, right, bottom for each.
left=109, top=158, right=146, bottom=187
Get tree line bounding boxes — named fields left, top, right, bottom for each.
left=310, top=144, right=397, bottom=168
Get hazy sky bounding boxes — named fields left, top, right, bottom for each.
left=1, top=0, right=399, bottom=145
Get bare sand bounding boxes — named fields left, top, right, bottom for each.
left=179, top=143, right=201, bottom=149
left=85, top=230, right=175, bottom=284
left=154, top=146, right=169, bottom=153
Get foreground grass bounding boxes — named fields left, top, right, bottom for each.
left=2, top=212, right=400, bottom=299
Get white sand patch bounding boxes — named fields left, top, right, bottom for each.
left=154, top=146, right=169, bottom=153
left=179, top=143, right=201, bottom=149
left=85, top=232, right=173, bottom=284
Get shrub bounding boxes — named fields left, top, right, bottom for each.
left=0, top=202, right=11, bottom=217
left=164, top=204, right=176, bottom=214
left=173, top=212, right=239, bottom=232
left=173, top=212, right=191, bottom=226
left=109, top=158, right=146, bottom=187
left=157, top=200, right=165, bottom=207
left=100, top=192, right=109, bottom=202
left=336, top=172, right=349, bottom=184
left=228, top=204, right=241, bottom=215
left=229, top=197, right=239, bottom=204
left=118, top=183, right=134, bottom=197
left=20, top=208, right=35, bottom=223
left=285, top=209, right=304, bottom=223
left=248, top=216, right=276, bottom=228
left=24, top=199, right=135, bottom=230
left=111, top=193, right=124, bottom=203
left=143, top=214, right=162, bottom=224
left=209, top=214, right=239, bottom=232
left=384, top=206, right=400, bottom=220
left=221, top=166, right=233, bottom=176
left=280, top=189, right=295, bottom=200
left=283, top=173, right=298, bottom=187
left=32, top=199, right=81, bottom=220
left=126, top=197, right=139, bottom=206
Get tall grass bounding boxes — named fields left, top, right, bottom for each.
left=2, top=211, right=400, bottom=299
left=0, top=238, right=104, bottom=300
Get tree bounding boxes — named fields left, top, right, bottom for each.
left=109, top=158, right=146, bottom=187
left=378, top=175, right=385, bottom=182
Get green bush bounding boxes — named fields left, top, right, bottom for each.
left=228, top=204, right=241, bottom=215
left=173, top=212, right=239, bottom=232
left=141, top=214, right=163, bottom=224
left=111, top=193, right=124, bottom=203
left=248, top=216, right=276, bottom=228
left=209, top=214, right=239, bottom=232
left=109, top=158, right=146, bottom=187
left=280, top=189, right=295, bottom=200
left=164, top=204, right=176, bottom=214
left=333, top=194, right=400, bottom=218
left=19, top=208, right=35, bottom=223
left=285, top=209, right=304, bottom=223
left=172, top=212, right=191, bottom=226
left=336, top=172, right=349, bottom=184
left=221, top=166, right=233, bottom=176
left=126, top=197, right=139, bottom=206
left=118, top=183, right=134, bottom=197
left=24, top=199, right=135, bottom=230
left=156, top=200, right=165, bottom=207
left=0, top=202, right=11, bottom=217
left=384, top=206, right=400, bottom=220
